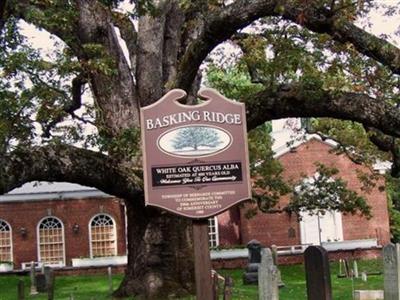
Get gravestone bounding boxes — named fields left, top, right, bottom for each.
left=271, top=245, right=284, bottom=288
left=17, top=279, right=25, bottom=300
left=223, top=276, right=233, bottom=300
left=354, top=260, right=359, bottom=278
left=361, top=272, right=368, bottom=282
left=36, top=273, right=46, bottom=292
left=383, top=243, right=400, bottom=300
left=108, top=266, right=113, bottom=296
left=46, top=269, right=55, bottom=300
left=354, top=290, right=384, bottom=300
left=35, top=266, right=55, bottom=294
left=30, top=262, right=38, bottom=295
left=258, top=248, right=279, bottom=300
left=304, top=246, right=332, bottom=300
left=243, top=240, right=262, bottom=284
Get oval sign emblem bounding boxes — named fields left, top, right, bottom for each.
left=157, top=125, right=232, bottom=157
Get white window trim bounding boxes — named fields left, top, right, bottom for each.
left=89, top=213, right=117, bottom=258
left=208, top=216, right=219, bottom=248
left=36, top=216, right=66, bottom=267
left=0, top=219, right=13, bottom=263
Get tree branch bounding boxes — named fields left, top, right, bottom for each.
left=112, top=11, right=138, bottom=75
left=176, top=0, right=400, bottom=91
left=304, top=128, right=365, bottom=165
left=41, top=74, right=88, bottom=138
left=175, top=0, right=278, bottom=91
left=162, top=1, right=184, bottom=89
left=0, top=144, right=143, bottom=201
left=245, top=83, right=400, bottom=139
left=11, top=0, right=139, bottom=136
left=136, top=2, right=168, bottom=106
left=364, top=126, right=400, bottom=177
left=279, top=4, right=400, bottom=75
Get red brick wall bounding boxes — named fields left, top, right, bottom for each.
left=217, top=207, right=241, bottom=246
left=0, top=197, right=126, bottom=269
left=239, top=202, right=300, bottom=247
left=235, top=139, right=390, bottom=248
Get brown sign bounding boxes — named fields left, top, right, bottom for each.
left=140, top=88, right=251, bottom=218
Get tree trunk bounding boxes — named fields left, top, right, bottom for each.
left=114, top=198, right=195, bottom=299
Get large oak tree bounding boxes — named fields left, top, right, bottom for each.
left=2, top=0, right=400, bottom=298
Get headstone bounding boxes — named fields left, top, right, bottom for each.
left=344, top=259, right=350, bottom=278
left=36, top=274, right=46, bottom=292
left=17, top=279, right=25, bottom=300
left=223, top=276, right=233, bottom=300
left=354, top=290, right=384, bottom=300
left=44, top=267, right=52, bottom=290
left=43, top=267, right=55, bottom=300
left=383, top=243, right=400, bottom=300
left=354, top=261, right=359, bottom=278
left=271, top=245, right=284, bottom=288
left=258, top=248, right=279, bottom=300
left=30, top=262, right=38, bottom=295
left=361, top=272, right=368, bottom=282
left=47, top=269, right=54, bottom=300
left=304, top=246, right=332, bottom=300
left=108, top=266, right=113, bottom=297
left=248, top=240, right=262, bottom=263
left=243, top=240, right=262, bottom=284
left=212, top=271, right=219, bottom=300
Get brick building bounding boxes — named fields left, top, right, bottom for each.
left=0, top=183, right=127, bottom=271
left=212, top=137, right=391, bottom=251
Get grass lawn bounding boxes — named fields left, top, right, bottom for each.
left=218, top=259, right=384, bottom=300
left=0, top=273, right=132, bottom=300
left=0, top=259, right=384, bottom=299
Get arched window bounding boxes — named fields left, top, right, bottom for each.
left=38, top=217, right=65, bottom=266
left=90, top=214, right=117, bottom=258
left=0, top=220, right=12, bottom=262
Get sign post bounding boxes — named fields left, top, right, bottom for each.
left=141, top=88, right=251, bottom=299
left=193, top=218, right=213, bottom=300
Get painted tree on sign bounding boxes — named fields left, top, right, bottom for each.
left=172, top=127, right=222, bottom=151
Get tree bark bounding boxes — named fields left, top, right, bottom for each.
left=114, top=199, right=195, bottom=299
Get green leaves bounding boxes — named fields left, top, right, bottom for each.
left=248, top=125, right=291, bottom=213
left=0, top=17, right=92, bottom=149
left=82, top=43, right=118, bottom=76
left=310, top=118, right=389, bottom=164
left=205, top=65, right=264, bottom=100
left=387, top=176, right=400, bottom=242
left=289, top=163, right=371, bottom=218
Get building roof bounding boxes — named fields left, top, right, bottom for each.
left=271, top=118, right=391, bottom=173
left=0, top=181, right=110, bottom=203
